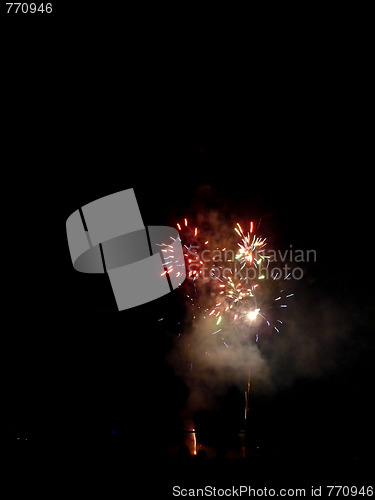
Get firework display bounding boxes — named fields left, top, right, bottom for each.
left=165, top=215, right=296, bottom=443
left=175, top=218, right=294, bottom=347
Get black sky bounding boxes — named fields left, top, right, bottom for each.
left=2, top=14, right=373, bottom=489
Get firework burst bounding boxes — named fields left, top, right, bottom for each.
left=176, top=218, right=209, bottom=281
left=191, top=220, right=294, bottom=347
left=234, top=222, right=270, bottom=271
left=169, top=216, right=294, bottom=349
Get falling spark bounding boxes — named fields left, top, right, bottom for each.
left=192, top=429, right=197, bottom=455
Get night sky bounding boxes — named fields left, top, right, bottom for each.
left=3, top=13, right=373, bottom=492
